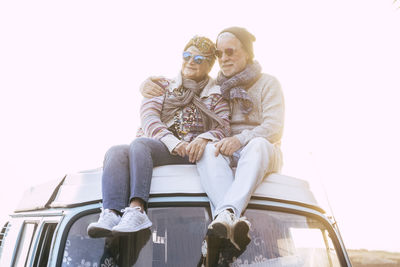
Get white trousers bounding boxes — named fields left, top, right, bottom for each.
left=197, top=137, right=282, bottom=218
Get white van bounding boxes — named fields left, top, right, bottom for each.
left=0, top=166, right=352, bottom=266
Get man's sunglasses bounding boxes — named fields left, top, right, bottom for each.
left=182, top=51, right=209, bottom=64
left=215, top=48, right=235, bottom=58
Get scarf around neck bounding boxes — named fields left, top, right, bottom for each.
left=161, top=74, right=227, bottom=131
left=216, top=61, right=262, bottom=115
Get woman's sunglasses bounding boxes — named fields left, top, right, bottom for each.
left=215, top=48, right=235, bottom=58
left=182, top=51, right=209, bottom=64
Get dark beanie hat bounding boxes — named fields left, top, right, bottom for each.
left=218, top=26, right=256, bottom=60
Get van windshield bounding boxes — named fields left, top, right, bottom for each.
left=61, top=207, right=341, bottom=267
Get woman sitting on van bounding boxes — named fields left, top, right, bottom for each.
left=87, top=36, right=230, bottom=238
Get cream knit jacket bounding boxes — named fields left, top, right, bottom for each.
left=231, top=73, right=284, bottom=147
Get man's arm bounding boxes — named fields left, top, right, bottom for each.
left=140, top=77, right=166, bottom=98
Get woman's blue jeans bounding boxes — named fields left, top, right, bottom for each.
left=102, top=137, right=192, bottom=211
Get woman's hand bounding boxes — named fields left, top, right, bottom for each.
left=186, top=137, right=209, bottom=163
left=214, top=136, right=242, bottom=157
left=172, top=141, right=189, bottom=157
left=140, top=76, right=165, bottom=98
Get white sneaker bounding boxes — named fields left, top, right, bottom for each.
left=112, top=207, right=152, bottom=235
left=207, top=210, right=236, bottom=240
left=87, top=209, right=121, bottom=238
left=232, top=217, right=251, bottom=250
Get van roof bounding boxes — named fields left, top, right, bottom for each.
left=14, top=165, right=323, bottom=213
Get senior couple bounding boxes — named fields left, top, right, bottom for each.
left=87, top=27, right=284, bottom=251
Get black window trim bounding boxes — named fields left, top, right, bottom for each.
left=32, top=222, right=58, bottom=267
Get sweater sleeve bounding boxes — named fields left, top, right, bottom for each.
left=140, top=96, right=181, bottom=152
left=197, top=94, right=231, bottom=142
left=235, top=76, right=285, bottom=146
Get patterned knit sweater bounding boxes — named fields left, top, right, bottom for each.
left=139, top=76, right=230, bottom=153
left=232, top=73, right=285, bottom=147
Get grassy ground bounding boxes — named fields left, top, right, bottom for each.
left=348, top=249, right=400, bottom=267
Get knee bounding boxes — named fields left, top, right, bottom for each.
left=243, top=137, right=273, bottom=155
left=203, top=143, right=217, bottom=157
left=247, top=137, right=271, bottom=147
left=131, top=137, right=148, bottom=148
left=198, top=143, right=230, bottom=166
left=129, top=137, right=153, bottom=156
left=197, top=143, right=214, bottom=165
left=200, top=143, right=225, bottom=161
left=104, top=145, right=129, bottom=165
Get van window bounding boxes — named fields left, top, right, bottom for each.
left=126, top=207, right=210, bottom=266
left=33, top=223, right=57, bottom=267
left=220, top=209, right=341, bottom=266
left=60, top=212, right=120, bottom=267
left=60, top=207, right=210, bottom=267
left=12, top=222, right=37, bottom=267
left=60, top=207, right=341, bottom=266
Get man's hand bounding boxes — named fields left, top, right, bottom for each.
left=214, top=136, right=242, bottom=157
left=140, top=76, right=165, bottom=98
left=172, top=141, right=189, bottom=157
left=186, top=137, right=209, bottom=163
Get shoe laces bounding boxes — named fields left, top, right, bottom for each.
left=119, top=207, right=142, bottom=225
left=100, top=208, right=119, bottom=221
left=223, top=210, right=236, bottom=223
left=201, top=239, right=207, bottom=257
left=121, top=206, right=142, bottom=214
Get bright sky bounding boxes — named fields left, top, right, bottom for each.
left=1, top=0, right=399, bottom=252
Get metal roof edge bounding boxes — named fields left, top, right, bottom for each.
left=14, top=165, right=322, bottom=214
